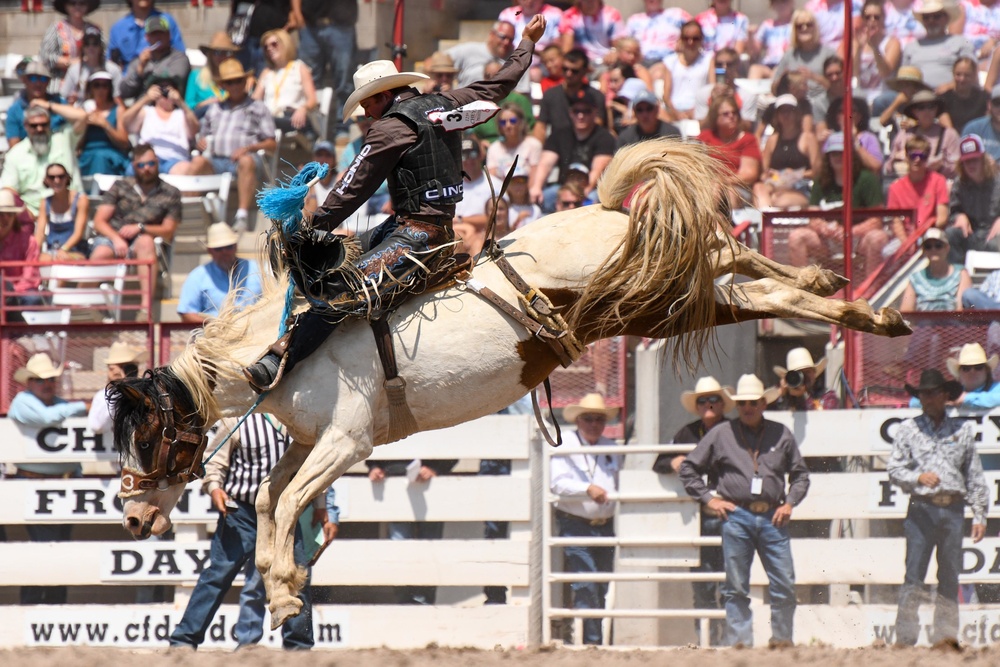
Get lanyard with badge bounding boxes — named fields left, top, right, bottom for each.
left=736, top=421, right=765, bottom=496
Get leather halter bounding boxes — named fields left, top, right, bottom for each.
left=118, top=375, right=208, bottom=498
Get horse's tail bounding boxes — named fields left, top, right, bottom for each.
left=570, top=137, right=737, bottom=369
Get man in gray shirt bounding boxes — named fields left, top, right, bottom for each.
left=679, top=374, right=810, bottom=648
left=120, top=16, right=191, bottom=99
left=901, top=1, right=974, bottom=91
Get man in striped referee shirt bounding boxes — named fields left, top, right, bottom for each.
left=170, top=413, right=338, bottom=649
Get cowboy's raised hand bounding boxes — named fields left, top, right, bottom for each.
left=523, top=15, right=547, bottom=43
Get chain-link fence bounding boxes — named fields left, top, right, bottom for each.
left=846, top=311, right=1000, bottom=407
left=761, top=207, right=919, bottom=300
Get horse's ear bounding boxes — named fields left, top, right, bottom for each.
left=108, top=379, right=150, bottom=410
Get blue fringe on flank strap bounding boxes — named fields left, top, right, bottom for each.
left=255, top=161, right=330, bottom=337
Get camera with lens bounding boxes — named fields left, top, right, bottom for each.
left=784, top=369, right=806, bottom=389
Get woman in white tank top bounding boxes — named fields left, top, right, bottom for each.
left=122, top=76, right=200, bottom=175
left=253, top=28, right=319, bottom=139
left=662, top=20, right=716, bottom=120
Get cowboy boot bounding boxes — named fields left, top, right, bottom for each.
left=244, top=309, right=345, bottom=392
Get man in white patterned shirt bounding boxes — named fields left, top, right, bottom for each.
left=888, top=368, right=989, bottom=647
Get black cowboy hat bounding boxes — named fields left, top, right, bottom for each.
left=905, top=369, right=962, bottom=400
left=54, top=0, right=100, bottom=14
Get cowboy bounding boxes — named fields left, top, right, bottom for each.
left=8, top=352, right=88, bottom=604
left=653, top=376, right=733, bottom=646
left=771, top=347, right=837, bottom=411
left=88, top=341, right=144, bottom=434
left=243, top=14, right=548, bottom=392
left=550, top=393, right=621, bottom=645
left=679, top=374, right=809, bottom=648
left=888, top=368, right=988, bottom=647
left=177, top=222, right=262, bottom=323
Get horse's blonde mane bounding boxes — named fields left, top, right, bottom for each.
left=167, top=239, right=298, bottom=420
left=574, top=138, right=737, bottom=369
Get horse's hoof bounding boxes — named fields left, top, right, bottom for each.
left=875, top=307, right=912, bottom=337
left=810, top=267, right=849, bottom=297
left=270, top=598, right=303, bottom=630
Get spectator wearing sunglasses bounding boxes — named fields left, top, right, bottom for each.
left=177, top=223, right=262, bottom=323
left=4, top=61, right=68, bottom=149
left=900, top=0, right=973, bottom=92
left=770, top=9, right=837, bottom=114
left=653, top=376, right=733, bottom=645
left=616, top=89, right=681, bottom=148
left=60, top=27, right=124, bottom=105
left=887, top=90, right=960, bottom=179
left=486, top=103, right=541, bottom=182
left=900, top=227, right=970, bottom=311
left=34, top=162, right=90, bottom=261
left=555, top=181, right=586, bottom=211
left=46, top=71, right=131, bottom=177
left=0, top=105, right=81, bottom=217
left=39, top=0, right=102, bottom=94
left=888, top=135, right=951, bottom=241
left=534, top=49, right=604, bottom=141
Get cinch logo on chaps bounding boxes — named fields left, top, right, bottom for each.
left=425, top=183, right=463, bottom=200
left=334, top=144, right=371, bottom=196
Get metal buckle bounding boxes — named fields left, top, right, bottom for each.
left=931, top=494, right=955, bottom=507
left=748, top=501, right=772, bottom=513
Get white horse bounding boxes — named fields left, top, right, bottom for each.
left=107, top=139, right=909, bottom=628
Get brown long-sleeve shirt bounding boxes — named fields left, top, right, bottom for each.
left=679, top=418, right=810, bottom=508
left=316, top=39, right=537, bottom=227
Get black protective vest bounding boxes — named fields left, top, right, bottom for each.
left=384, top=93, right=464, bottom=215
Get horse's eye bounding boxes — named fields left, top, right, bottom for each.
left=139, top=440, right=151, bottom=450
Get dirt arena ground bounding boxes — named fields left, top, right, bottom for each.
left=6, top=644, right=1000, bottom=666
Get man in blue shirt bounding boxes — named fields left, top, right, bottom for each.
left=961, top=85, right=1000, bottom=161
left=177, top=222, right=262, bottom=323
left=8, top=352, right=87, bottom=604
left=4, top=61, right=67, bottom=147
left=107, top=0, right=185, bottom=71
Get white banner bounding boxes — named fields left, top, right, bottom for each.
left=23, top=606, right=350, bottom=648
left=865, top=472, right=1000, bottom=514
left=9, top=479, right=214, bottom=523
left=866, top=607, right=1000, bottom=647
left=1, top=418, right=117, bottom=463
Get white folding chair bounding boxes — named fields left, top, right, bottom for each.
left=158, top=172, right=233, bottom=224
left=21, top=309, right=71, bottom=325
left=39, top=263, right=128, bottom=321
left=965, top=250, right=1000, bottom=285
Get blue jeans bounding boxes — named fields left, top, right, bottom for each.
left=388, top=521, right=444, bottom=604
left=169, top=499, right=314, bottom=649
left=298, top=22, right=355, bottom=136
left=962, top=287, right=1000, bottom=310
left=557, top=513, right=615, bottom=645
left=693, top=513, right=726, bottom=645
left=895, top=499, right=964, bottom=646
left=721, top=507, right=796, bottom=646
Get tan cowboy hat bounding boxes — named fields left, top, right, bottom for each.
left=106, top=341, right=144, bottom=365
left=903, top=89, right=944, bottom=118
left=914, top=0, right=960, bottom=22
left=342, top=60, right=428, bottom=123
left=887, top=66, right=932, bottom=93
left=14, top=353, right=64, bottom=384
left=205, top=222, right=240, bottom=249
left=726, top=374, right=781, bottom=404
left=200, top=32, right=239, bottom=56
left=946, top=343, right=1000, bottom=379
left=563, top=393, right=619, bottom=422
left=680, top=376, right=735, bottom=415
left=0, top=190, right=25, bottom=214
left=216, top=58, right=250, bottom=83
left=426, top=51, right=458, bottom=74
left=773, top=347, right=827, bottom=379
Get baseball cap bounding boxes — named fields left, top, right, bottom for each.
left=569, top=89, right=600, bottom=109
left=144, top=16, right=171, bottom=34
left=461, top=137, right=481, bottom=155
left=630, top=89, right=659, bottom=110
left=567, top=162, right=589, bottom=175
left=823, top=132, right=845, bottom=154
left=23, top=61, right=52, bottom=79
left=87, top=70, right=113, bottom=83
left=774, top=94, right=798, bottom=109
left=313, top=140, right=335, bottom=155
left=960, top=134, right=986, bottom=161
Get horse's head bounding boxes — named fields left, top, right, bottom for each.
left=109, top=368, right=208, bottom=539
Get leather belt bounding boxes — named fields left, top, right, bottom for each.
left=402, top=214, right=453, bottom=226
left=913, top=493, right=962, bottom=507
left=555, top=508, right=610, bottom=527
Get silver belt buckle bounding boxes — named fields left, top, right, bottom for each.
left=931, top=494, right=955, bottom=507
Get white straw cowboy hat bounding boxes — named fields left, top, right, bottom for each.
left=0, top=189, right=24, bottom=214
left=726, top=374, right=781, bottom=404
left=914, top=0, right=960, bottom=22
left=205, top=222, right=240, bottom=249
left=773, top=347, right=827, bottom=379
left=342, top=60, right=428, bottom=123
left=13, top=353, right=64, bottom=384
left=106, top=341, right=144, bottom=365
left=680, top=376, right=735, bottom=415
left=563, top=393, right=619, bottom=422
left=946, top=343, right=1000, bottom=379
